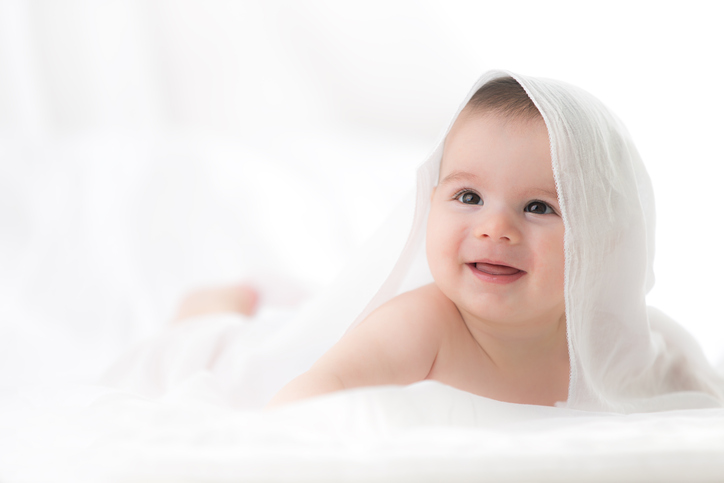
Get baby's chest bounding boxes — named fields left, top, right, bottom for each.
left=422, top=326, right=569, bottom=406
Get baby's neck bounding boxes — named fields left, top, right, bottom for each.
left=461, top=311, right=569, bottom=374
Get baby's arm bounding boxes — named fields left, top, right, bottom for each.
left=267, top=284, right=450, bottom=407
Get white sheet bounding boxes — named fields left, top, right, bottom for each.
left=3, top=379, right=724, bottom=482
left=3, top=305, right=724, bottom=482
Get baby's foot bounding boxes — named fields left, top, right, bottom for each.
left=173, top=283, right=259, bottom=323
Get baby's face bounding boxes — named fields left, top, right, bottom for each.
left=426, top=110, right=565, bottom=330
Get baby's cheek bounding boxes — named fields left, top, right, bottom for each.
left=425, top=228, right=444, bottom=276
left=425, top=214, right=453, bottom=279
left=541, top=245, right=566, bottom=289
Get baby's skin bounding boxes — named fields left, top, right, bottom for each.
left=174, top=283, right=259, bottom=322
left=268, top=109, right=570, bottom=407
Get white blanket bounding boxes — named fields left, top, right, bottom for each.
left=4, top=377, right=724, bottom=482
left=3, top=311, right=724, bottom=482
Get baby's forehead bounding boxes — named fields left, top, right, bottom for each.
left=441, top=110, right=553, bottom=177
left=443, top=108, right=548, bottom=158
left=448, top=106, right=547, bottom=139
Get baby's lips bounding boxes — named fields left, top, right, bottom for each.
left=472, top=262, right=522, bottom=276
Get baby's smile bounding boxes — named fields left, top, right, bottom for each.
left=467, top=261, right=526, bottom=284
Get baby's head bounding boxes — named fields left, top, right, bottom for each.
left=426, top=76, right=565, bottom=334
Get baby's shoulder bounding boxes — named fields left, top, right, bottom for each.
left=305, top=284, right=464, bottom=389
left=364, top=283, right=462, bottom=336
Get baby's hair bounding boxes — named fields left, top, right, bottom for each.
left=465, top=76, right=542, bottom=122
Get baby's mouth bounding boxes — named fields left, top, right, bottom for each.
left=472, top=262, right=523, bottom=276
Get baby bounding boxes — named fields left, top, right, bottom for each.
left=265, top=77, right=570, bottom=407
left=175, top=77, right=569, bottom=407
left=155, top=73, right=723, bottom=412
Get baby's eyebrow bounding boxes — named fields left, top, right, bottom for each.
left=438, top=171, right=481, bottom=186
left=526, top=187, right=559, bottom=199
left=439, top=171, right=559, bottom=200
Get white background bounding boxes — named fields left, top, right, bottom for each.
left=0, top=0, right=722, bottom=391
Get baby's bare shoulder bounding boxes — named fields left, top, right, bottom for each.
left=369, top=283, right=460, bottom=332
left=307, top=283, right=460, bottom=388
left=353, top=283, right=463, bottom=354
left=267, top=284, right=461, bottom=405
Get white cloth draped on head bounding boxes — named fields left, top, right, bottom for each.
left=314, top=70, right=724, bottom=413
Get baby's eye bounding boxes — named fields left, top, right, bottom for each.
left=455, top=190, right=483, bottom=205
left=525, top=201, right=554, bottom=214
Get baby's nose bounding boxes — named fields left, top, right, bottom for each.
left=473, top=209, right=521, bottom=243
